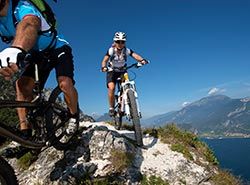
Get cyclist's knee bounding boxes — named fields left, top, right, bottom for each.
left=108, top=87, right=115, bottom=94
left=16, top=77, right=34, bottom=96
left=58, top=76, right=74, bottom=93
left=108, top=82, right=115, bottom=91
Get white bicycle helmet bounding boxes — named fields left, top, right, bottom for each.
left=113, top=32, right=126, bottom=41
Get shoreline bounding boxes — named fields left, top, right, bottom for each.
left=200, top=136, right=250, bottom=139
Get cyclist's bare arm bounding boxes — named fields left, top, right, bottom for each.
left=13, top=15, right=41, bottom=52
left=131, top=52, right=147, bottom=65
left=0, top=15, right=41, bottom=79
left=101, top=55, right=110, bottom=72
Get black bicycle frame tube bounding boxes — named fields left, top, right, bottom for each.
left=0, top=126, right=44, bottom=149
left=0, top=100, right=39, bottom=108
left=0, top=100, right=49, bottom=149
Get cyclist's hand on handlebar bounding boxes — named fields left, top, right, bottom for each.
left=140, top=59, right=149, bottom=65
left=0, top=47, right=26, bottom=68
left=136, top=59, right=149, bottom=68
left=101, top=66, right=108, bottom=72
left=0, top=46, right=26, bottom=80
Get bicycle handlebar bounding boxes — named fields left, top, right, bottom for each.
left=107, top=61, right=150, bottom=72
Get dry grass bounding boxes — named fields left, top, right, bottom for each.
left=141, top=175, right=169, bottom=185
left=211, top=169, right=242, bottom=185
left=109, top=149, right=134, bottom=173
left=157, top=124, right=219, bottom=165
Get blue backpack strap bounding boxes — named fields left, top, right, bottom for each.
left=0, top=0, right=19, bottom=43
left=12, top=0, right=19, bottom=25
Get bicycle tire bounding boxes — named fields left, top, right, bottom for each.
left=0, top=136, right=6, bottom=146
left=127, top=90, right=143, bottom=146
left=114, top=112, right=122, bottom=130
left=45, top=86, right=79, bottom=150
left=0, top=156, right=18, bottom=185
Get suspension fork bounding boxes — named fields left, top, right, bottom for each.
left=133, top=90, right=142, bottom=118
left=122, top=81, right=142, bottom=116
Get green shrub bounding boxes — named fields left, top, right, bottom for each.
left=143, top=128, right=158, bottom=138
left=203, top=143, right=219, bottom=165
left=171, top=144, right=193, bottom=160
left=17, top=152, right=38, bottom=170
left=156, top=124, right=219, bottom=166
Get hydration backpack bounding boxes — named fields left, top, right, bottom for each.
left=109, top=47, right=128, bottom=63
left=1, top=0, right=57, bottom=44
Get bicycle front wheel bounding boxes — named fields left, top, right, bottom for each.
left=0, top=156, right=18, bottom=185
left=127, top=89, right=143, bottom=146
left=45, top=86, right=79, bottom=150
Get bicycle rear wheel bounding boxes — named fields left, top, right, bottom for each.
left=45, top=86, right=79, bottom=150
left=127, top=89, right=143, bottom=146
left=0, top=156, right=18, bottom=185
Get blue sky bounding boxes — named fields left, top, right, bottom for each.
left=1, top=0, right=250, bottom=117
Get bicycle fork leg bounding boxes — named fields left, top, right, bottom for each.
left=123, top=90, right=142, bottom=119
left=124, top=93, right=131, bottom=119
left=133, top=91, right=142, bottom=118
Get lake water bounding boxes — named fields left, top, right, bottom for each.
left=203, top=138, right=250, bottom=183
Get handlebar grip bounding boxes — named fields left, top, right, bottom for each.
left=136, top=63, right=143, bottom=68
left=17, top=53, right=31, bottom=69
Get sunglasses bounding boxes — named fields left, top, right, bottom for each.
left=115, top=40, right=125, bottom=44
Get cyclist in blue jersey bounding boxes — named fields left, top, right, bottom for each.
left=0, top=0, right=79, bottom=157
left=101, top=32, right=148, bottom=117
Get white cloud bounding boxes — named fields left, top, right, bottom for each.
left=182, top=102, right=190, bottom=107
left=208, top=87, right=226, bottom=96
left=208, top=87, right=219, bottom=95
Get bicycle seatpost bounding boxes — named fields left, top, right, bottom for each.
left=31, top=63, right=41, bottom=102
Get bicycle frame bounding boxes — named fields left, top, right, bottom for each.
left=0, top=99, right=47, bottom=149
left=0, top=63, right=66, bottom=149
left=0, top=86, right=68, bottom=150
left=0, top=62, right=45, bottom=148
left=115, top=66, right=142, bottom=120
left=118, top=73, right=141, bottom=120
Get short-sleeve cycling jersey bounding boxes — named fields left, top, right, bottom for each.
left=0, top=0, right=68, bottom=51
left=106, top=47, right=134, bottom=69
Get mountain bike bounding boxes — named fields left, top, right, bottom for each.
left=0, top=59, right=79, bottom=152
left=109, top=62, right=148, bottom=146
left=0, top=55, right=79, bottom=184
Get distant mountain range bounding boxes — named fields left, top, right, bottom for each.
left=143, top=95, right=250, bottom=137
left=92, top=95, right=250, bottom=137
left=96, top=113, right=112, bottom=122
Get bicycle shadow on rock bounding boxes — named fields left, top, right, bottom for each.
left=118, top=125, right=158, bottom=149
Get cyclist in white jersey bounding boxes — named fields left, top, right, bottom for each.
left=101, top=32, right=148, bottom=116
